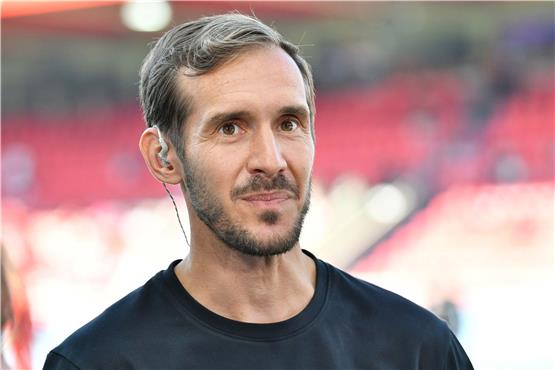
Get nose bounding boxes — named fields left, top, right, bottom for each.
left=246, top=126, right=287, bottom=177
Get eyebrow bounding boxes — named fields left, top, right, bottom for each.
left=278, top=105, right=310, bottom=119
left=204, top=110, right=254, bottom=127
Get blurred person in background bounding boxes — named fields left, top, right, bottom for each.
left=432, top=299, right=461, bottom=335
left=44, top=13, right=472, bottom=370
left=1, top=245, right=32, bottom=369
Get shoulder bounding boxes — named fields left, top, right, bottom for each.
left=46, top=269, right=170, bottom=369
left=325, top=262, right=449, bottom=337
left=321, top=262, right=474, bottom=369
left=323, top=263, right=470, bottom=367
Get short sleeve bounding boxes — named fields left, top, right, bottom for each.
left=444, top=330, right=474, bottom=370
left=43, top=351, right=82, bottom=370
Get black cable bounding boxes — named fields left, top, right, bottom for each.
left=163, top=183, right=190, bottom=248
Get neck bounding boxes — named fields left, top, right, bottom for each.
left=174, top=232, right=316, bottom=323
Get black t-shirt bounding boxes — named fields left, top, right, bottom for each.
left=44, top=251, right=473, bottom=370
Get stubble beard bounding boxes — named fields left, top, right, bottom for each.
left=184, top=160, right=311, bottom=257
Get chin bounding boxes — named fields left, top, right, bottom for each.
left=224, top=222, right=302, bottom=258
left=252, top=218, right=296, bottom=238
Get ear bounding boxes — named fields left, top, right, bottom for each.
left=139, top=127, right=183, bottom=185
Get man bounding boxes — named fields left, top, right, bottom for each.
left=44, top=13, right=473, bottom=370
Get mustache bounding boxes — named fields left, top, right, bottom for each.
left=231, top=174, right=300, bottom=199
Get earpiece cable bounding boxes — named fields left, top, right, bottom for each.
left=163, top=183, right=191, bottom=248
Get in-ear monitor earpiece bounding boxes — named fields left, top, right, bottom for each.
left=153, top=125, right=170, bottom=167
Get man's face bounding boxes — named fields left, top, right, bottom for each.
left=178, top=46, right=314, bottom=257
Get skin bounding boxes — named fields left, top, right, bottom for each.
left=140, top=46, right=316, bottom=323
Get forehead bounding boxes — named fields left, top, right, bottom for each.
left=176, top=46, right=308, bottom=125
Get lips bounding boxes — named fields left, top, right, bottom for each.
left=240, top=191, right=291, bottom=205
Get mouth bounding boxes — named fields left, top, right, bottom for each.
left=240, top=191, right=292, bottom=207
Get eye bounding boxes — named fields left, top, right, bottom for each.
left=219, top=122, right=241, bottom=136
left=281, top=119, right=299, bottom=132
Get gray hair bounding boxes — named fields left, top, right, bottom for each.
left=139, top=13, right=315, bottom=161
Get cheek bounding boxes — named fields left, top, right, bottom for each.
left=195, top=153, right=243, bottom=194
left=297, top=139, right=315, bottom=168
left=288, top=143, right=314, bottom=184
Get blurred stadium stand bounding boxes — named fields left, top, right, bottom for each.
left=4, top=70, right=552, bottom=206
